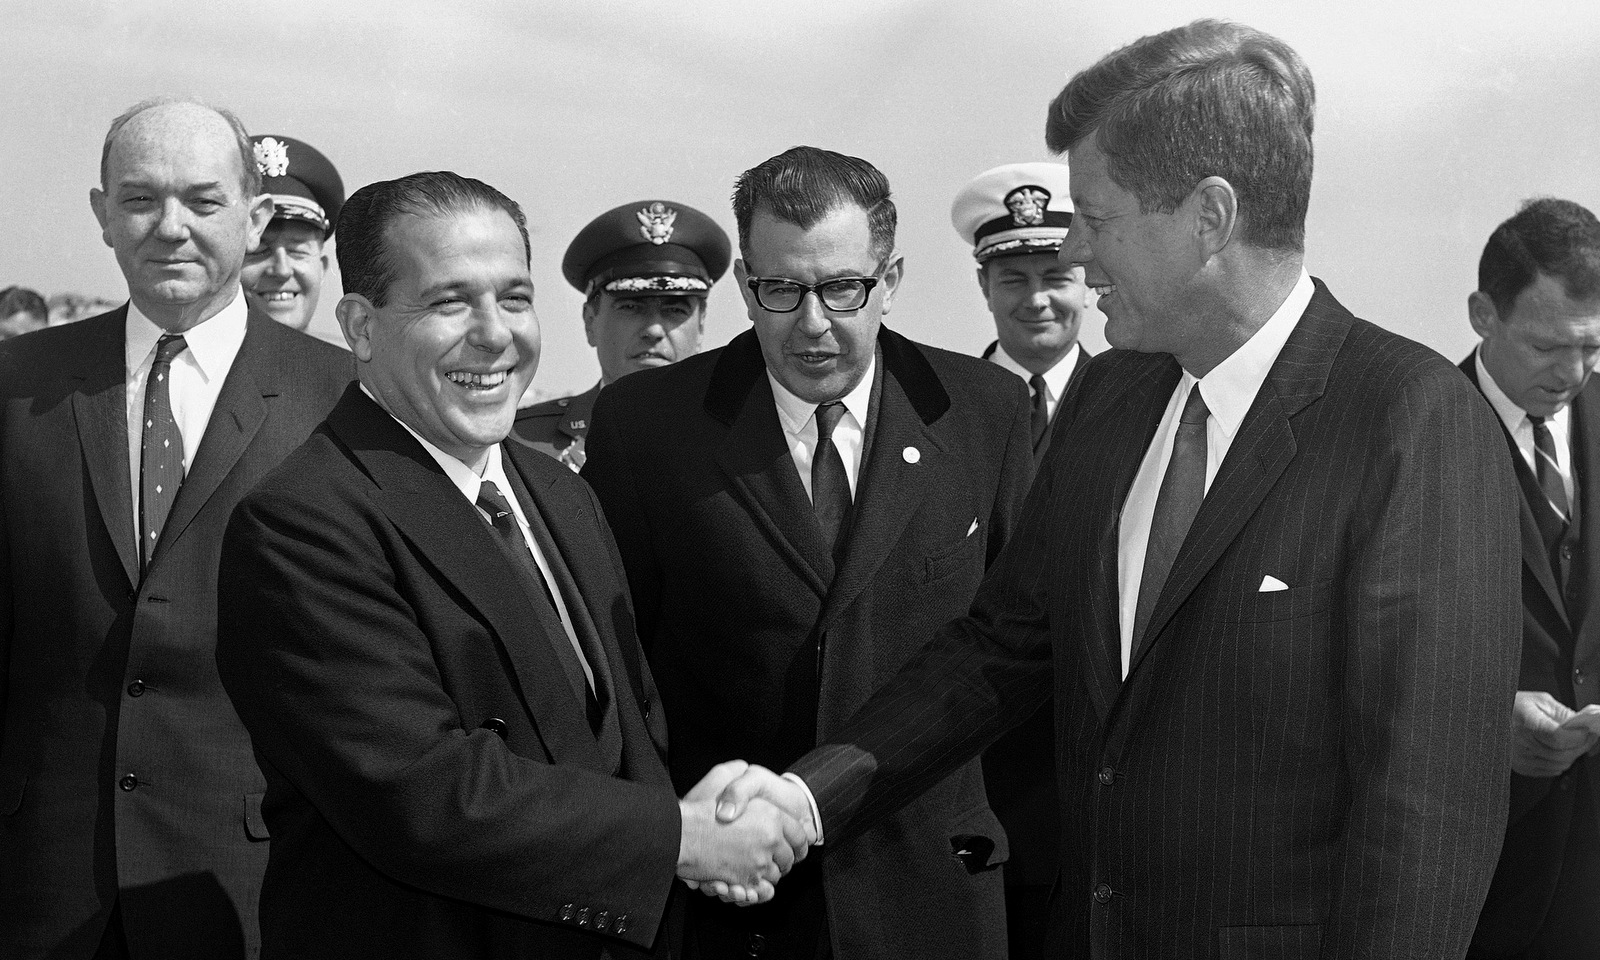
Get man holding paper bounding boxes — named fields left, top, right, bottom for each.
left=1462, top=198, right=1600, bottom=959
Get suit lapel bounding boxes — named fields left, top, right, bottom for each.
left=820, top=332, right=946, bottom=630
left=709, top=333, right=833, bottom=595
left=1461, top=354, right=1568, bottom=621
left=1126, top=282, right=1347, bottom=680
left=70, top=307, right=139, bottom=588
left=1077, top=355, right=1181, bottom=717
left=329, top=389, right=607, bottom=771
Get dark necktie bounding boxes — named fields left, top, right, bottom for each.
left=1029, top=374, right=1050, bottom=450
left=813, top=400, right=853, bottom=558
left=476, top=479, right=601, bottom=731
left=140, top=334, right=188, bottom=571
left=1530, top=415, right=1570, bottom=527
left=1131, top=385, right=1210, bottom=658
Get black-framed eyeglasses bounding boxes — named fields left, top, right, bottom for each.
left=745, top=275, right=880, bottom=313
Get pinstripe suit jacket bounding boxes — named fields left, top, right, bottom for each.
left=793, top=280, right=1523, bottom=960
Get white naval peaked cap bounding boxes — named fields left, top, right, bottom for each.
left=950, top=162, right=1074, bottom=263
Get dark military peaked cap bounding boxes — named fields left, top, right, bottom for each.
left=251, top=135, right=345, bottom=238
left=562, top=200, right=731, bottom=299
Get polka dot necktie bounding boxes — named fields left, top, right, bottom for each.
left=140, top=334, right=188, bottom=572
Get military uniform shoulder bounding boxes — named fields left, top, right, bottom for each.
left=518, top=395, right=577, bottom=419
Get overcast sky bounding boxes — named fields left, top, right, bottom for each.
left=3, top=0, right=1596, bottom=397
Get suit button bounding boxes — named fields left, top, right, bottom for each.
left=118, top=774, right=138, bottom=792
left=576, top=906, right=590, bottom=927
left=480, top=717, right=508, bottom=737
left=1577, top=669, right=1587, bottom=686
left=558, top=903, right=574, bottom=922
left=1098, top=767, right=1115, bottom=786
left=614, top=914, right=628, bottom=935
left=748, top=932, right=767, bottom=956
left=593, top=910, right=609, bottom=932
left=127, top=680, right=145, bottom=698
left=1092, top=883, right=1113, bottom=904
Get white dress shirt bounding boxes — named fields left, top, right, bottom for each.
left=1476, top=350, right=1575, bottom=509
left=988, top=342, right=1081, bottom=421
left=767, top=355, right=876, bottom=503
left=369, top=386, right=595, bottom=693
left=124, top=290, right=249, bottom=548
left=1116, top=271, right=1315, bottom=678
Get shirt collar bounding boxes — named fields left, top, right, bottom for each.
left=124, top=286, right=249, bottom=381
left=990, top=342, right=1080, bottom=402
left=1194, top=270, right=1314, bottom=441
left=767, top=353, right=877, bottom=437
left=1476, top=347, right=1568, bottom=436
left=360, top=383, right=501, bottom=500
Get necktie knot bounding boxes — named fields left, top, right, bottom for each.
left=1029, top=374, right=1048, bottom=401
left=154, top=334, right=188, bottom=366
left=1180, top=386, right=1210, bottom=425
left=815, top=400, right=846, bottom=440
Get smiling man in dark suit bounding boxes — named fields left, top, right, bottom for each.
left=0, top=97, right=352, bottom=960
left=716, top=21, right=1523, bottom=960
left=214, top=170, right=809, bottom=960
left=582, top=146, right=1032, bottom=959
left=1462, top=198, right=1600, bottom=960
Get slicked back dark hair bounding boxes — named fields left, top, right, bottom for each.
left=337, top=171, right=531, bottom=308
left=1479, top=198, right=1600, bottom=317
left=1045, top=19, right=1315, bottom=253
left=732, top=146, right=897, bottom=266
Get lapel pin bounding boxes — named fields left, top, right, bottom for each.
left=902, top=446, right=920, bottom=464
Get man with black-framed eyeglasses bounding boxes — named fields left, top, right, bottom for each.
left=583, top=145, right=1032, bottom=960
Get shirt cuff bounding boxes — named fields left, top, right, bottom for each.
left=781, top=772, right=824, bottom=845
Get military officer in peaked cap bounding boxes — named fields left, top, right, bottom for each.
left=513, top=199, right=731, bottom=470
left=241, top=134, right=345, bottom=331
left=952, top=161, right=1094, bottom=469
left=950, top=161, right=1090, bottom=960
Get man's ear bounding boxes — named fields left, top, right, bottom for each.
left=1468, top=290, right=1502, bottom=340
left=1192, top=176, right=1239, bottom=259
left=975, top=264, right=991, bottom=301
left=581, top=297, right=599, bottom=348
left=733, top=259, right=757, bottom=320
left=246, top=196, right=275, bottom=250
left=877, top=253, right=905, bottom=316
left=336, top=294, right=376, bottom=361
left=89, top=188, right=112, bottom=248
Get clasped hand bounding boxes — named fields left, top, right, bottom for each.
left=1511, top=690, right=1600, bottom=777
left=676, top=760, right=817, bottom=905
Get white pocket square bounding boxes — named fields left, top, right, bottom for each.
left=1259, top=575, right=1289, bottom=593
left=965, top=518, right=979, bottom=537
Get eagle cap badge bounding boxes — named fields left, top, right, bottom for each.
left=1004, top=185, right=1050, bottom=227
left=254, top=137, right=290, bottom=178
left=637, top=202, right=677, bottom=245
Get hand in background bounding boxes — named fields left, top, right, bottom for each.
left=1511, top=690, right=1600, bottom=777
left=678, top=762, right=812, bottom=905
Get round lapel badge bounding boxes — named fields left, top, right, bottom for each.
left=902, top=446, right=921, bottom=464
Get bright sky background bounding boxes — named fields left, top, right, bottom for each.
left=3, top=0, right=1597, bottom=397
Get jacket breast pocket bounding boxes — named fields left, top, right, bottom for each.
left=924, top=530, right=982, bottom=585
left=1220, top=579, right=1333, bottom=624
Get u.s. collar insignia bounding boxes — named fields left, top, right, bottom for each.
left=636, top=202, right=677, bottom=245
left=254, top=137, right=290, bottom=178
left=1005, top=185, right=1050, bottom=227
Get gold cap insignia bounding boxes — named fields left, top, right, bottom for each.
left=1004, top=186, right=1050, bottom=227
left=254, top=137, right=290, bottom=178
left=636, top=202, right=678, bottom=245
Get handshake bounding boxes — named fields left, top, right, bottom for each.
left=676, top=760, right=816, bottom=905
